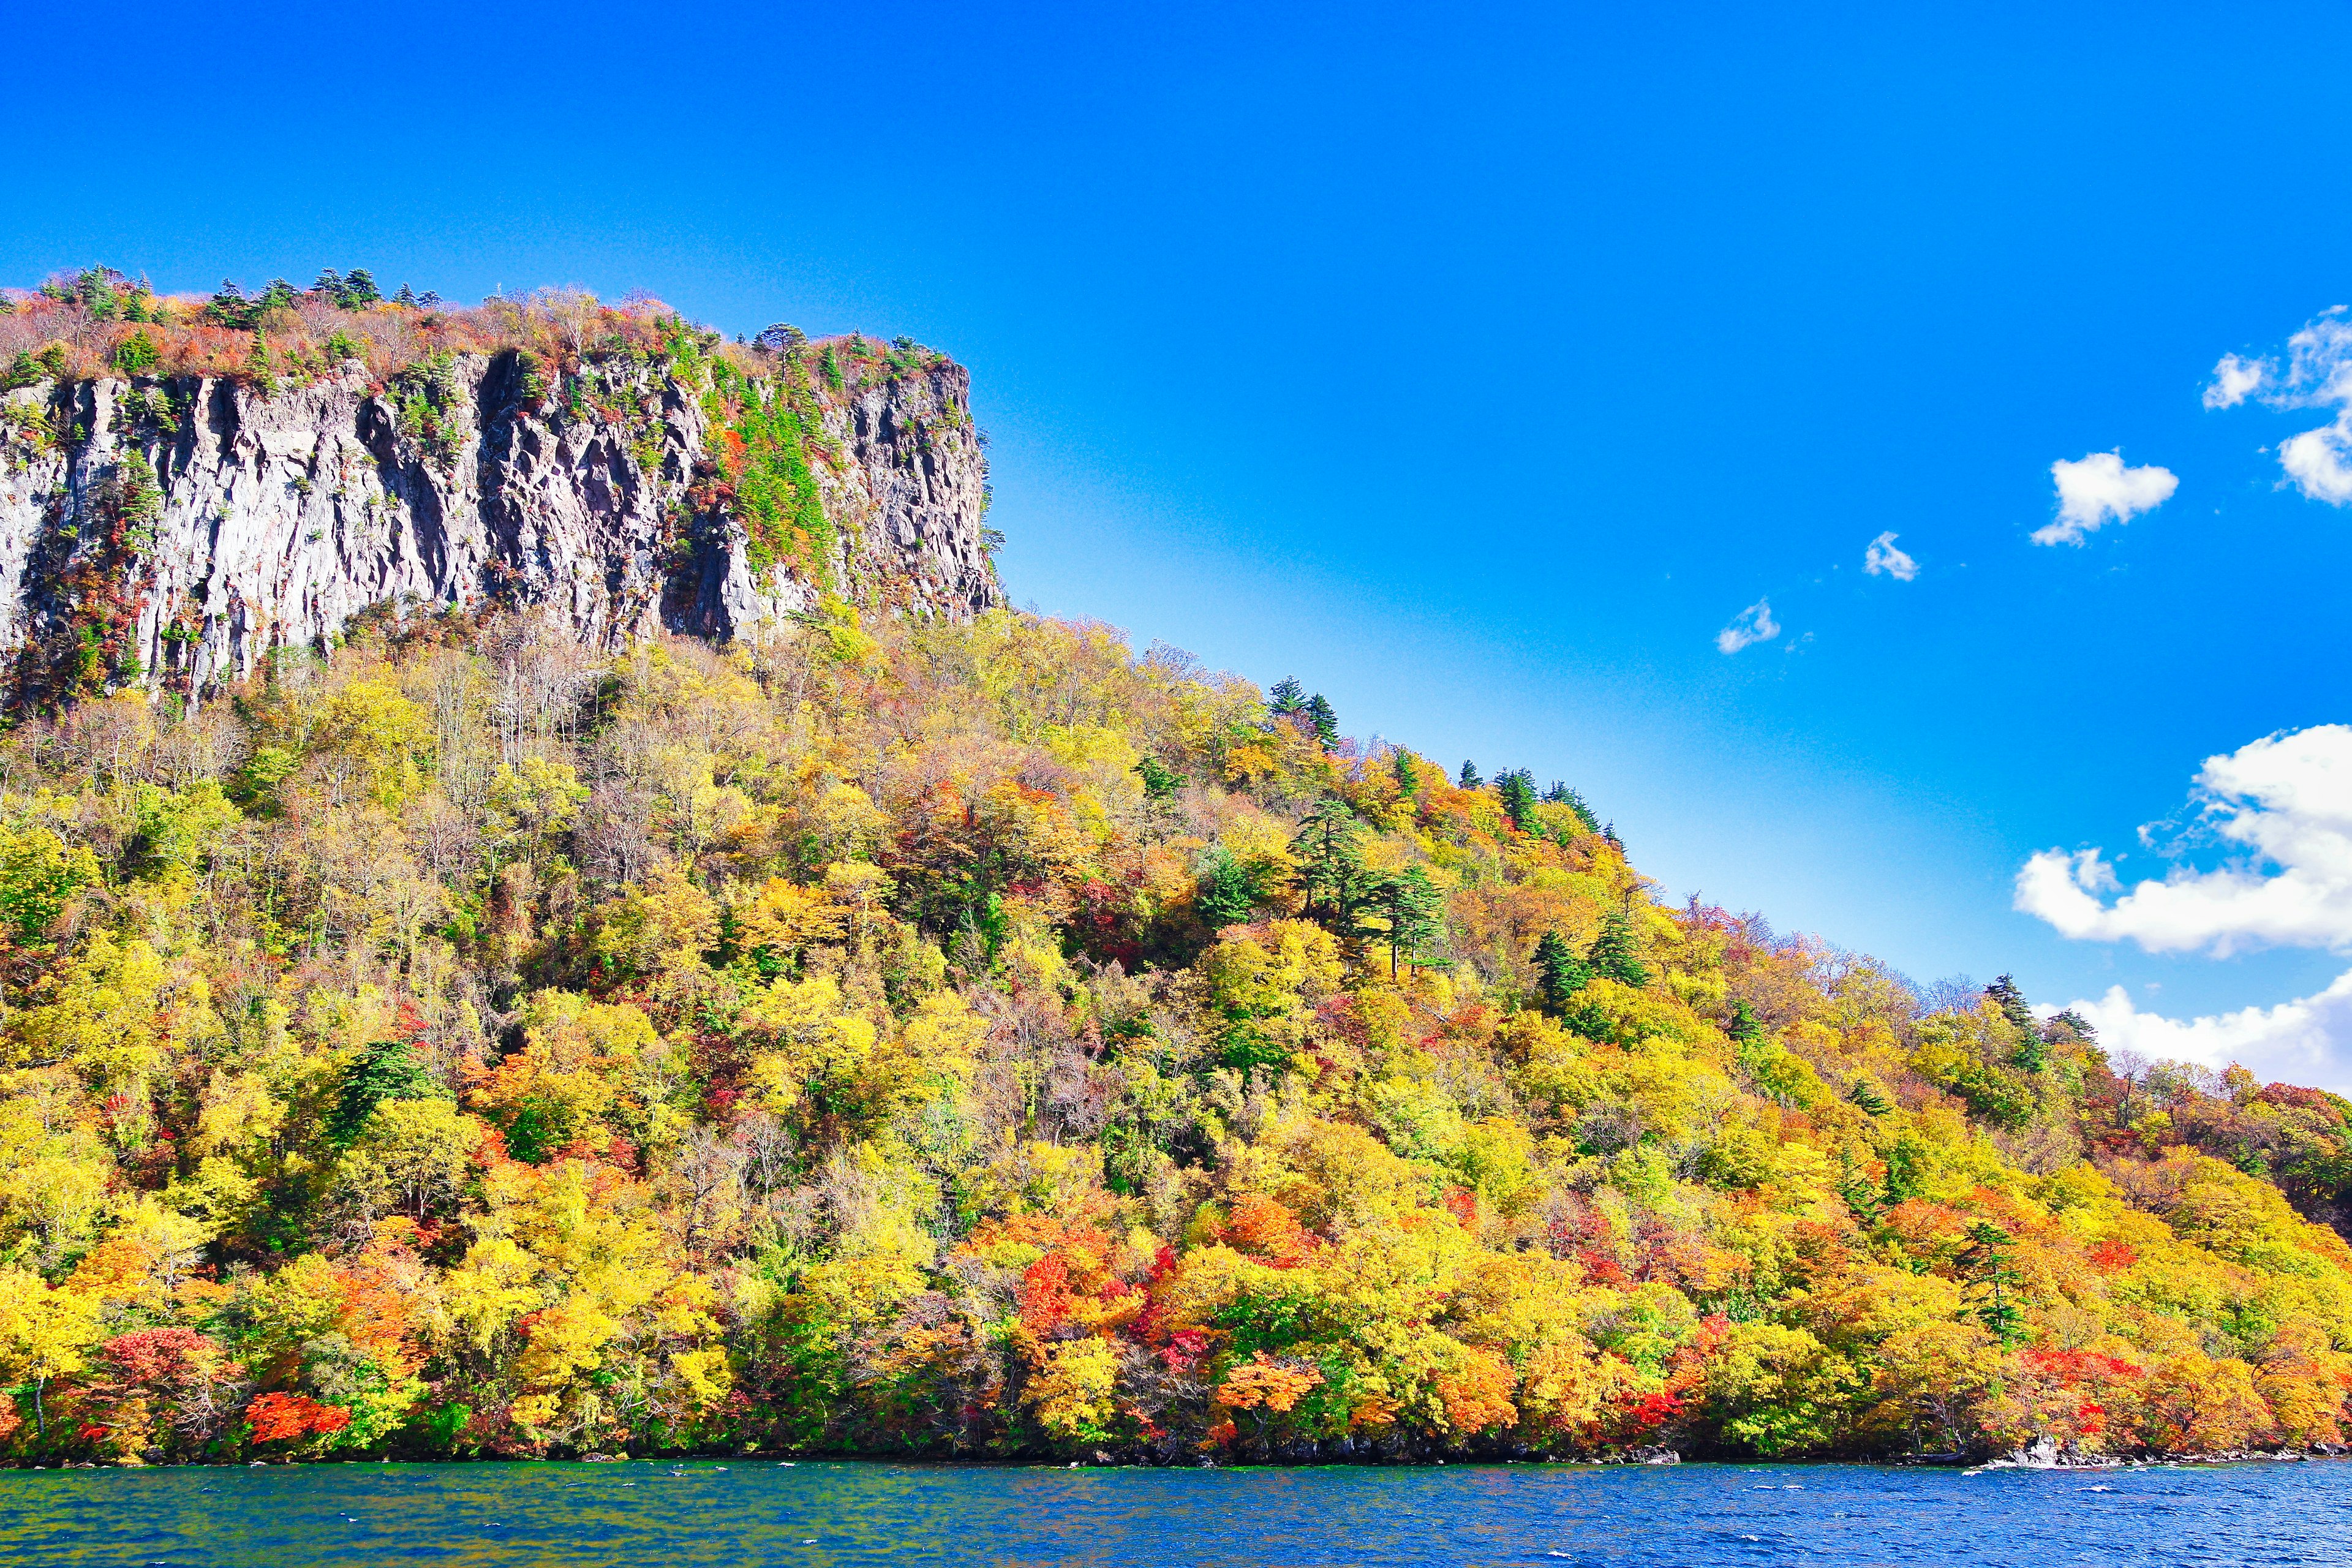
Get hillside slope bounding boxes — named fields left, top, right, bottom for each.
left=0, top=605, right=2345, bottom=1466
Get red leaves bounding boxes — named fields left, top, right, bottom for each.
left=246, top=1393, right=352, bottom=1444
left=2088, top=1238, right=2139, bottom=1273
left=1018, top=1254, right=1076, bottom=1334
left=101, top=1327, right=217, bottom=1390
left=1160, top=1330, right=1210, bottom=1373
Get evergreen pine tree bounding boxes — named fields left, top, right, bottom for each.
left=1267, top=676, right=1306, bottom=716
left=1135, top=755, right=1185, bottom=799
left=1391, top=750, right=1419, bottom=798
left=327, top=1024, right=440, bottom=1145
left=1303, top=693, right=1339, bottom=747
left=1374, top=867, right=1446, bottom=978
left=1586, top=906, right=1647, bottom=987
left=1458, top=760, right=1482, bottom=790
left=1533, top=929, right=1590, bottom=1014
left=1196, top=850, right=1261, bottom=929
left=1726, top=998, right=1764, bottom=1050
left=1836, top=1146, right=1885, bottom=1226
left=343, top=268, right=380, bottom=306
left=1496, top=769, right=1537, bottom=831
left=394, top=283, right=419, bottom=307
left=1554, top=786, right=1600, bottom=835
left=1986, top=974, right=2048, bottom=1072
left=312, top=267, right=344, bottom=300
left=1883, top=1135, right=1926, bottom=1202
left=1602, top=821, right=1624, bottom=853
left=1289, top=800, right=1372, bottom=940
left=1849, top=1076, right=1892, bottom=1117
left=1958, top=1221, right=2026, bottom=1344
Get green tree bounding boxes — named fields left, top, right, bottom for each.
left=1496, top=769, right=1537, bottom=832
left=343, top=268, right=380, bottom=306
left=1836, top=1146, right=1885, bottom=1226
left=1136, top=755, right=1185, bottom=799
left=1303, top=693, right=1338, bottom=748
left=1586, top=906, right=1647, bottom=987
left=1289, top=801, right=1374, bottom=941
left=1986, top=974, right=2047, bottom=1072
left=1372, top=867, right=1446, bottom=978
left=1458, top=760, right=1482, bottom=790
left=1267, top=676, right=1305, bottom=716
left=1196, top=850, right=1262, bottom=929
left=1533, top=929, right=1589, bottom=1014
left=1958, top=1221, right=2026, bottom=1345
left=1391, top=750, right=1419, bottom=799
left=328, top=1014, right=444, bottom=1146
left=113, top=331, right=159, bottom=375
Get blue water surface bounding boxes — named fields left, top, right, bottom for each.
left=2, top=1457, right=2348, bottom=1567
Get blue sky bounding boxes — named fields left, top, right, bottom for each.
left=9, top=2, right=2352, bottom=1079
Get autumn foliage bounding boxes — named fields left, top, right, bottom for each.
left=0, top=582, right=2348, bottom=1464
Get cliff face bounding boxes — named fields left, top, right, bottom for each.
left=0, top=347, right=996, bottom=699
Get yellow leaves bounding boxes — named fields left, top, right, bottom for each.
left=2120, top=1348, right=2272, bottom=1453
left=668, top=1345, right=733, bottom=1412
left=740, top=971, right=896, bottom=1120
left=592, top=867, right=720, bottom=980
left=1514, top=1338, right=1605, bottom=1436
left=473, top=992, right=665, bottom=1157
left=441, top=1236, right=544, bottom=1353
left=1432, top=1341, right=1517, bottom=1434
left=964, top=1139, right=1112, bottom=1223
left=1455, top=1117, right=1540, bottom=1219
left=0, top=817, right=99, bottom=945
left=1042, top=723, right=1144, bottom=834
left=1221, top=737, right=1277, bottom=784
left=0, top=1264, right=100, bottom=1383
left=334, top=1098, right=478, bottom=1220
left=15, top=932, right=172, bottom=1091
left=2257, top=1368, right=2346, bottom=1447
left=900, top=990, right=989, bottom=1074
left=1216, top=1350, right=1324, bottom=1414
left=189, top=1071, right=286, bottom=1159
left=485, top=756, right=587, bottom=846
left=2169, top=1156, right=2352, bottom=1280
left=313, top=677, right=434, bottom=809
left=1028, top=1337, right=1124, bottom=1441
left=66, top=1197, right=210, bottom=1309
left=735, top=876, right=846, bottom=959
left=1205, top=919, right=1341, bottom=1023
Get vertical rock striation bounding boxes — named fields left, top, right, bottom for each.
left=0, top=345, right=997, bottom=701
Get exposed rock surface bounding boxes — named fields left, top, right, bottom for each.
left=0, top=348, right=996, bottom=698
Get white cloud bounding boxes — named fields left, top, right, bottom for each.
left=1714, top=598, right=1779, bottom=654
left=2280, top=410, right=2352, bottom=505
left=2034, top=451, right=2179, bottom=546
left=2202, top=352, right=2270, bottom=410
left=2205, top=308, right=2352, bottom=505
left=1863, top=531, right=1917, bottom=581
left=2015, top=723, right=2352, bottom=956
left=2060, top=970, right=2352, bottom=1094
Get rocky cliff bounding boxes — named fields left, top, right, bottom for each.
left=0, top=344, right=997, bottom=702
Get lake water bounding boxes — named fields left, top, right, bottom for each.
left=3, top=1457, right=2348, bottom=1567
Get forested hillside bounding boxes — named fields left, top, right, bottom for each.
left=0, top=601, right=2347, bottom=1467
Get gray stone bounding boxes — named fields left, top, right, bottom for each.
left=0, top=350, right=997, bottom=698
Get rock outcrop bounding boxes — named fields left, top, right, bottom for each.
left=0, top=346, right=996, bottom=700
